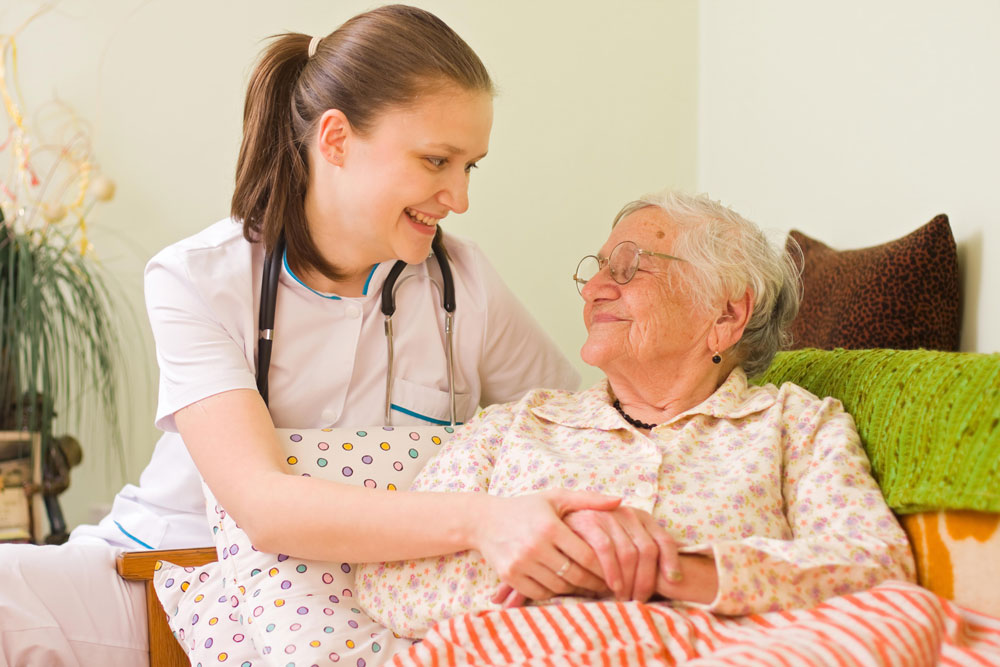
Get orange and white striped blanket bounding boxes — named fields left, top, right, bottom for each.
left=391, top=582, right=1000, bottom=667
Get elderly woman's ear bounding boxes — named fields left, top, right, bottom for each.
left=707, top=289, right=753, bottom=360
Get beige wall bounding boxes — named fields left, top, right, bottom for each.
left=3, top=1, right=698, bottom=529
left=698, top=1, right=999, bottom=354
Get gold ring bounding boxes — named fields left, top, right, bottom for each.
left=556, top=559, right=571, bottom=578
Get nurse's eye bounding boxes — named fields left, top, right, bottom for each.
left=425, top=156, right=447, bottom=168
left=464, top=162, right=479, bottom=174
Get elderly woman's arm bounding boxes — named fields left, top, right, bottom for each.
left=668, top=388, right=916, bottom=615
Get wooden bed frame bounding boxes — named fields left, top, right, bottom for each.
left=116, top=547, right=218, bottom=667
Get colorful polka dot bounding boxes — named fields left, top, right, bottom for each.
left=342, top=466, right=353, bottom=477
left=286, top=456, right=298, bottom=465
left=289, top=434, right=302, bottom=442
left=342, top=443, right=353, bottom=451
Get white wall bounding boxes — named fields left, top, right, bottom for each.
left=3, top=0, right=698, bottom=530
left=698, top=1, right=1000, bottom=354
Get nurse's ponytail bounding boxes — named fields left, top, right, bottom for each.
left=231, top=5, right=494, bottom=282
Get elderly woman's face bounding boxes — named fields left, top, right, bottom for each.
left=580, top=208, right=714, bottom=374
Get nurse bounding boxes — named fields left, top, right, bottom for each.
left=0, top=5, right=618, bottom=665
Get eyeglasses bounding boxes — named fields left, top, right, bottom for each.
left=573, top=240, right=685, bottom=295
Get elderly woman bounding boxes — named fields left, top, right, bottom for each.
left=356, top=190, right=915, bottom=639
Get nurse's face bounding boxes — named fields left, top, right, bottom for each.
left=310, top=85, right=493, bottom=270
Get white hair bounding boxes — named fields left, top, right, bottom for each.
left=612, top=190, right=802, bottom=377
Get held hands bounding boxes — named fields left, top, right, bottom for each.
left=472, top=490, right=621, bottom=604
left=492, top=505, right=719, bottom=608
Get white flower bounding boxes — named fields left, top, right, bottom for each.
left=91, top=176, right=116, bottom=202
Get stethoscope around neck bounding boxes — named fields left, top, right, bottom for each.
left=255, top=228, right=458, bottom=426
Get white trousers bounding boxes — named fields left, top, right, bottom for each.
left=0, top=543, right=148, bottom=667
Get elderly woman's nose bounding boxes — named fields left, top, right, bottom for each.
left=581, top=265, right=617, bottom=300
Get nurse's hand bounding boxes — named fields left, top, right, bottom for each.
left=564, top=506, right=680, bottom=603
left=474, top=490, right=620, bottom=603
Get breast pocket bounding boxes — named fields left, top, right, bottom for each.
left=389, top=377, right=475, bottom=425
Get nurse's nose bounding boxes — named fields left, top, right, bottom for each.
left=438, top=172, right=470, bottom=214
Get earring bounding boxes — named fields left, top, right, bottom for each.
left=712, top=352, right=722, bottom=364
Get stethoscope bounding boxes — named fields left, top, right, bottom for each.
left=255, top=228, right=457, bottom=425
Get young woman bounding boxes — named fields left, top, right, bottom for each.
left=0, top=6, right=619, bottom=665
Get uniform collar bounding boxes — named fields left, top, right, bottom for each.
left=531, top=367, right=775, bottom=431
left=280, top=247, right=384, bottom=301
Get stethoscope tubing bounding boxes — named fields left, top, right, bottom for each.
left=256, top=229, right=456, bottom=425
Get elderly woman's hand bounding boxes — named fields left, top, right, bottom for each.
left=491, top=505, right=682, bottom=608
left=655, top=553, right=719, bottom=605
left=564, top=506, right=682, bottom=602
left=475, top=490, right=620, bottom=603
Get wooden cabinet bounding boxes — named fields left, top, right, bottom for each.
left=0, top=431, right=43, bottom=543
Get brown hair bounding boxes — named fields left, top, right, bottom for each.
left=231, top=5, right=494, bottom=280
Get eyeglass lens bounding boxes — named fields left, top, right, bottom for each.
left=574, top=241, right=641, bottom=293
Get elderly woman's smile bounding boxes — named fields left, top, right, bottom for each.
left=580, top=207, right=720, bottom=402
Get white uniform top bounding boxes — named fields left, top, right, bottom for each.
left=70, top=219, right=579, bottom=550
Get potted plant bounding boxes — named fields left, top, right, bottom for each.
left=1, top=15, right=126, bottom=542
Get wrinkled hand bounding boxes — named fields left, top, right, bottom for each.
left=655, top=553, right=719, bottom=605
left=474, top=490, right=621, bottom=604
left=565, top=506, right=682, bottom=602
left=494, top=505, right=681, bottom=608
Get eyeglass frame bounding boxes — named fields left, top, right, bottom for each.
left=572, top=240, right=686, bottom=294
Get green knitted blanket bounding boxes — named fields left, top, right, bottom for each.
left=757, top=348, right=1000, bottom=514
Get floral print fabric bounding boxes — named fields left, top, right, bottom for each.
left=356, top=369, right=915, bottom=638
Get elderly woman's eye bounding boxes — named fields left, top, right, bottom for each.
left=425, top=157, right=447, bottom=168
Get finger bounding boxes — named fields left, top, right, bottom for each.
left=549, top=489, right=622, bottom=515
left=492, top=582, right=515, bottom=604
left=599, top=511, right=638, bottom=600
left=615, top=509, right=659, bottom=602
left=552, top=519, right=608, bottom=580
left=636, top=513, right=681, bottom=583
left=543, top=555, right=606, bottom=595
left=501, top=588, right=527, bottom=608
left=504, top=572, right=557, bottom=602
left=557, top=559, right=608, bottom=594
left=570, top=515, right=626, bottom=598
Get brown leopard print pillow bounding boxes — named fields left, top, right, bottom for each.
left=787, top=214, right=961, bottom=351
